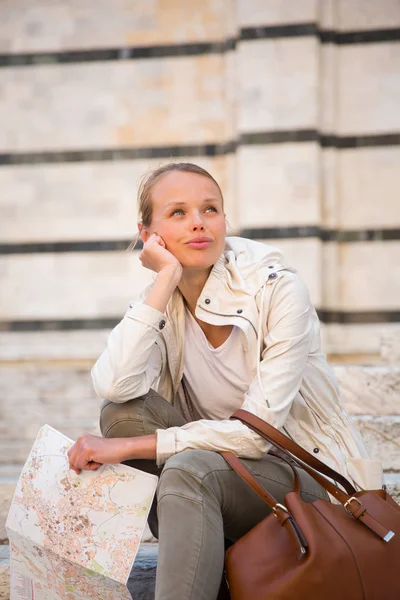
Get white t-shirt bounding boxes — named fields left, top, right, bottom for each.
left=183, top=306, right=253, bottom=420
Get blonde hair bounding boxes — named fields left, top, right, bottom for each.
left=127, top=162, right=224, bottom=250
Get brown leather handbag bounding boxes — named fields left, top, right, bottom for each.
left=221, top=409, right=400, bottom=600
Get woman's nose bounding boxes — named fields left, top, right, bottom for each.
left=191, top=213, right=205, bottom=231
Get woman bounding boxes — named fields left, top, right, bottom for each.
left=68, top=162, right=383, bottom=600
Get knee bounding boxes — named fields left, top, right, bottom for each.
left=100, top=397, right=145, bottom=438
left=157, top=450, right=226, bottom=502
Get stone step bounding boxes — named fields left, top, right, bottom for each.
left=380, top=331, right=400, bottom=365
left=0, top=363, right=399, bottom=469
left=384, top=473, right=400, bottom=504
left=1, top=474, right=400, bottom=599
left=334, top=365, right=400, bottom=415
left=353, top=416, right=400, bottom=472
left=2, top=326, right=400, bottom=365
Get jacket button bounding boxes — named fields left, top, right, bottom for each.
left=159, top=319, right=166, bottom=330
left=269, top=272, right=278, bottom=280
left=237, top=309, right=243, bottom=314
left=313, top=447, right=319, bottom=454
left=268, top=265, right=274, bottom=269
left=205, top=298, right=211, bottom=304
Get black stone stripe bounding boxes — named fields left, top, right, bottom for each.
left=317, top=311, right=400, bottom=325
left=241, top=228, right=400, bottom=242
left=240, top=23, right=318, bottom=40
left=241, top=227, right=320, bottom=240
left=321, top=229, right=400, bottom=242
left=1, top=131, right=400, bottom=167
left=241, top=130, right=318, bottom=145
left=332, top=28, right=400, bottom=45
left=0, top=141, right=237, bottom=166
left=0, top=25, right=398, bottom=68
left=0, top=318, right=120, bottom=332
left=0, top=39, right=237, bottom=67
left=1, top=229, right=399, bottom=255
left=321, top=133, right=400, bottom=149
left=0, top=240, right=142, bottom=254
left=1, top=310, right=399, bottom=331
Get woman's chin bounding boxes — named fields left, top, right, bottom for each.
left=177, top=246, right=224, bottom=271
left=180, top=256, right=217, bottom=271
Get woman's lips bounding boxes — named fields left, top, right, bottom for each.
left=186, top=237, right=213, bottom=250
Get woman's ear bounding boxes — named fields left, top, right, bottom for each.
left=138, top=222, right=150, bottom=243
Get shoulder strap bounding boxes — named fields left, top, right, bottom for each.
left=221, top=452, right=279, bottom=509
left=231, top=409, right=356, bottom=496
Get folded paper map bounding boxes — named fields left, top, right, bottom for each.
left=6, top=425, right=158, bottom=599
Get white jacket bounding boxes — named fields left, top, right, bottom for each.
left=92, top=237, right=383, bottom=491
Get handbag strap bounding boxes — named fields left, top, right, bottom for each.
left=221, top=451, right=301, bottom=508
left=229, top=410, right=395, bottom=542
left=221, top=451, right=308, bottom=557
left=231, top=409, right=356, bottom=496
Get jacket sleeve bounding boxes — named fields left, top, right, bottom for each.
left=91, top=301, right=165, bottom=403
left=156, top=272, right=314, bottom=465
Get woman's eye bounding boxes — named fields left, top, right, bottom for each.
left=205, top=206, right=218, bottom=213
left=171, top=209, right=185, bottom=216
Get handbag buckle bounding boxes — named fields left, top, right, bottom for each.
left=343, top=496, right=363, bottom=516
left=272, top=503, right=289, bottom=517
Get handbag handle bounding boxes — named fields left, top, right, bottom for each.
left=225, top=410, right=393, bottom=543
left=220, top=450, right=301, bottom=509
left=221, top=451, right=309, bottom=558
left=231, top=409, right=357, bottom=498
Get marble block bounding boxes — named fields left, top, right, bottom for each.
left=237, top=143, right=320, bottom=228
left=237, top=0, right=318, bottom=27
left=0, top=53, right=235, bottom=153
left=338, top=43, right=400, bottom=135
left=0, top=0, right=236, bottom=53
left=238, top=37, right=319, bottom=132
left=0, top=155, right=237, bottom=243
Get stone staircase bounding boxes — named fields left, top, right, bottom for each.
left=0, top=338, right=399, bottom=598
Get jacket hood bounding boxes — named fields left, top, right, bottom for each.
left=218, top=236, right=294, bottom=296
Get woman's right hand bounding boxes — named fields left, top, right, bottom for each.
left=139, top=234, right=182, bottom=278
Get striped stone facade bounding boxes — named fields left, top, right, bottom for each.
left=0, top=0, right=399, bottom=533
left=0, top=0, right=399, bottom=359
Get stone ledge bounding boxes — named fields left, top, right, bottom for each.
left=380, top=332, right=400, bottom=365
left=0, top=364, right=399, bottom=465
left=1, top=477, right=399, bottom=599
left=0, top=545, right=10, bottom=600
left=354, top=416, right=400, bottom=472
left=335, top=365, right=400, bottom=415
left=2, top=413, right=399, bottom=470
left=3, top=325, right=400, bottom=363
left=384, top=473, right=400, bottom=504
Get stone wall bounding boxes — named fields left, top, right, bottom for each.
left=0, top=0, right=399, bottom=539
left=0, top=0, right=399, bottom=359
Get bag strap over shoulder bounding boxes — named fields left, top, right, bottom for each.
left=231, top=409, right=357, bottom=496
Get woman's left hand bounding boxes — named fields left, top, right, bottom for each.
left=67, top=434, right=130, bottom=474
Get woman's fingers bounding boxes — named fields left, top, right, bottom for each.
left=154, top=233, right=166, bottom=248
left=139, top=233, right=182, bottom=273
left=67, top=434, right=130, bottom=473
left=68, top=434, right=105, bottom=472
left=86, top=461, right=103, bottom=471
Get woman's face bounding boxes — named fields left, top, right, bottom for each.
left=140, top=170, right=226, bottom=270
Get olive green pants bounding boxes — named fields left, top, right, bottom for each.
left=100, top=390, right=328, bottom=600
